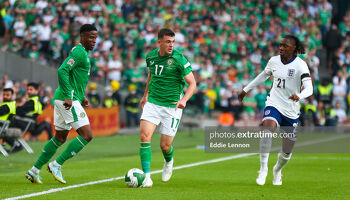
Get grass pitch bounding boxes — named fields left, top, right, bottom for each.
left=0, top=130, right=349, bottom=200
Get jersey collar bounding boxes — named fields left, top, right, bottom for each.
left=79, top=43, right=87, bottom=51
left=280, top=56, right=297, bottom=65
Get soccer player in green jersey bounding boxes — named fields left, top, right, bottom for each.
left=25, top=24, right=98, bottom=184
left=139, top=28, right=197, bottom=187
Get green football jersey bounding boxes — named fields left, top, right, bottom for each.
left=54, top=44, right=91, bottom=103
left=146, top=48, right=192, bottom=107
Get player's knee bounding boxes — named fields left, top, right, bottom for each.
left=160, top=143, right=171, bottom=152
left=55, top=135, right=66, bottom=144
left=140, top=132, right=151, bottom=142
left=82, top=134, right=93, bottom=142
left=262, top=120, right=277, bottom=130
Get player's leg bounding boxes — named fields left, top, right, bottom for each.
left=160, top=134, right=175, bottom=182
left=26, top=100, right=70, bottom=184
left=139, top=119, right=157, bottom=187
left=139, top=102, right=161, bottom=187
left=49, top=101, right=92, bottom=184
left=159, top=106, right=182, bottom=182
left=55, top=125, right=92, bottom=166
left=257, top=106, right=280, bottom=185
left=272, top=118, right=298, bottom=186
left=26, top=130, right=69, bottom=184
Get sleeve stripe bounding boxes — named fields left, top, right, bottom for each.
left=301, top=73, right=310, bottom=80
left=184, top=62, right=190, bottom=68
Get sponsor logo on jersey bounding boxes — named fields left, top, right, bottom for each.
left=264, top=110, right=270, bottom=115
left=288, top=69, right=295, bottom=77
left=167, top=59, right=173, bottom=66
left=67, top=59, right=75, bottom=67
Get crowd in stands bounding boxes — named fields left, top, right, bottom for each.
left=0, top=0, right=350, bottom=126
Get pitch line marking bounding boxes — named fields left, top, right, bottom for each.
left=5, top=134, right=350, bottom=200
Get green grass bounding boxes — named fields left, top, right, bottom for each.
left=0, top=130, right=349, bottom=200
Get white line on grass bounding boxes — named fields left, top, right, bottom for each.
left=5, top=134, right=350, bottom=200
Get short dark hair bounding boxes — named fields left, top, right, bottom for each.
left=80, top=24, right=97, bottom=34
left=284, top=34, right=306, bottom=55
left=27, top=82, right=39, bottom=90
left=3, top=88, right=14, bottom=94
left=158, top=28, right=175, bottom=39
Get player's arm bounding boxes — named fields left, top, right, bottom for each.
left=174, top=72, right=196, bottom=110
left=140, top=70, right=151, bottom=109
left=238, top=71, right=271, bottom=102
left=173, top=54, right=196, bottom=110
left=238, top=59, right=273, bottom=102
left=289, top=72, right=313, bottom=102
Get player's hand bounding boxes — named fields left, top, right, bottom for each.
left=289, top=94, right=300, bottom=102
left=140, top=96, right=148, bottom=109
left=82, top=98, right=90, bottom=107
left=238, top=90, right=247, bottom=102
left=63, top=99, right=72, bottom=110
left=173, top=99, right=186, bottom=110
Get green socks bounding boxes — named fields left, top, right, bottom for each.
left=34, top=137, right=62, bottom=170
left=56, top=136, right=89, bottom=165
left=140, top=142, right=152, bottom=173
left=162, top=146, right=174, bottom=162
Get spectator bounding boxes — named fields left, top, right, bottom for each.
left=334, top=101, right=346, bottom=123
left=242, top=91, right=257, bottom=122
left=13, top=15, right=26, bottom=39
left=87, top=82, right=101, bottom=108
left=324, top=24, right=342, bottom=71
left=0, top=88, right=23, bottom=154
left=228, top=89, right=242, bottom=121
left=37, top=20, right=51, bottom=54
left=124, top=84, right=140, bottom=127
left=2, top=74, right=13, bottom=89
left=12, top=82, right=53, bottom=140
left=107, top=52, right=123, bottom=83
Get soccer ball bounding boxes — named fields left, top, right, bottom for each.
left=125, top=168, right=146, bottom=188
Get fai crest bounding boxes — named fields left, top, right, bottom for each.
left=288, top=69, right=295, bottom=77
left=167, top=59, right=173, bottom=66
left=80, top=112, right=86, bottom=118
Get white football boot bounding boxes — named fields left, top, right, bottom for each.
left=162, top=159, right=173, bottom=182
left=272, top=165, right=282, bottom=185
left=256, top=170, right=268, bottom=185
left=141, top=174, right=153, bottom=188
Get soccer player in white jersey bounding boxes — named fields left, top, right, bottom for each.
left=238, top=35, right=313, bottom=186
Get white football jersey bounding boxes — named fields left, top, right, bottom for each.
left=264, top=55, right=311, bottom=119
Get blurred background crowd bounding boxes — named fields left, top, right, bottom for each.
left=0, top=0, right=350, bottom=127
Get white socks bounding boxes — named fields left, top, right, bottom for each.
left=274, top=152, right=292, bottom=172
left=53, top=160, right=61, bottom=166
left=31, top=166, right=40, bottom=174
left=259, top=132, right=272, bottom=171
left=260, top=153, right=269, bottom=171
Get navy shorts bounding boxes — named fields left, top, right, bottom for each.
left=263, top=106, right=299, bottom=127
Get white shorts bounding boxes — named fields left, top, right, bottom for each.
left=54, top=100, right=90, bottom=131
left=140, top=102, right=183, bottom=137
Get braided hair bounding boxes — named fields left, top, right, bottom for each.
left=284, top=35, right=305, bottom=55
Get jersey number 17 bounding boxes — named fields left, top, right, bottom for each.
left=155, top=65, right=164, bottom=75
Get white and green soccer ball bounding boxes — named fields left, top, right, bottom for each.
left=125, top=168, right=146, bottom=188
